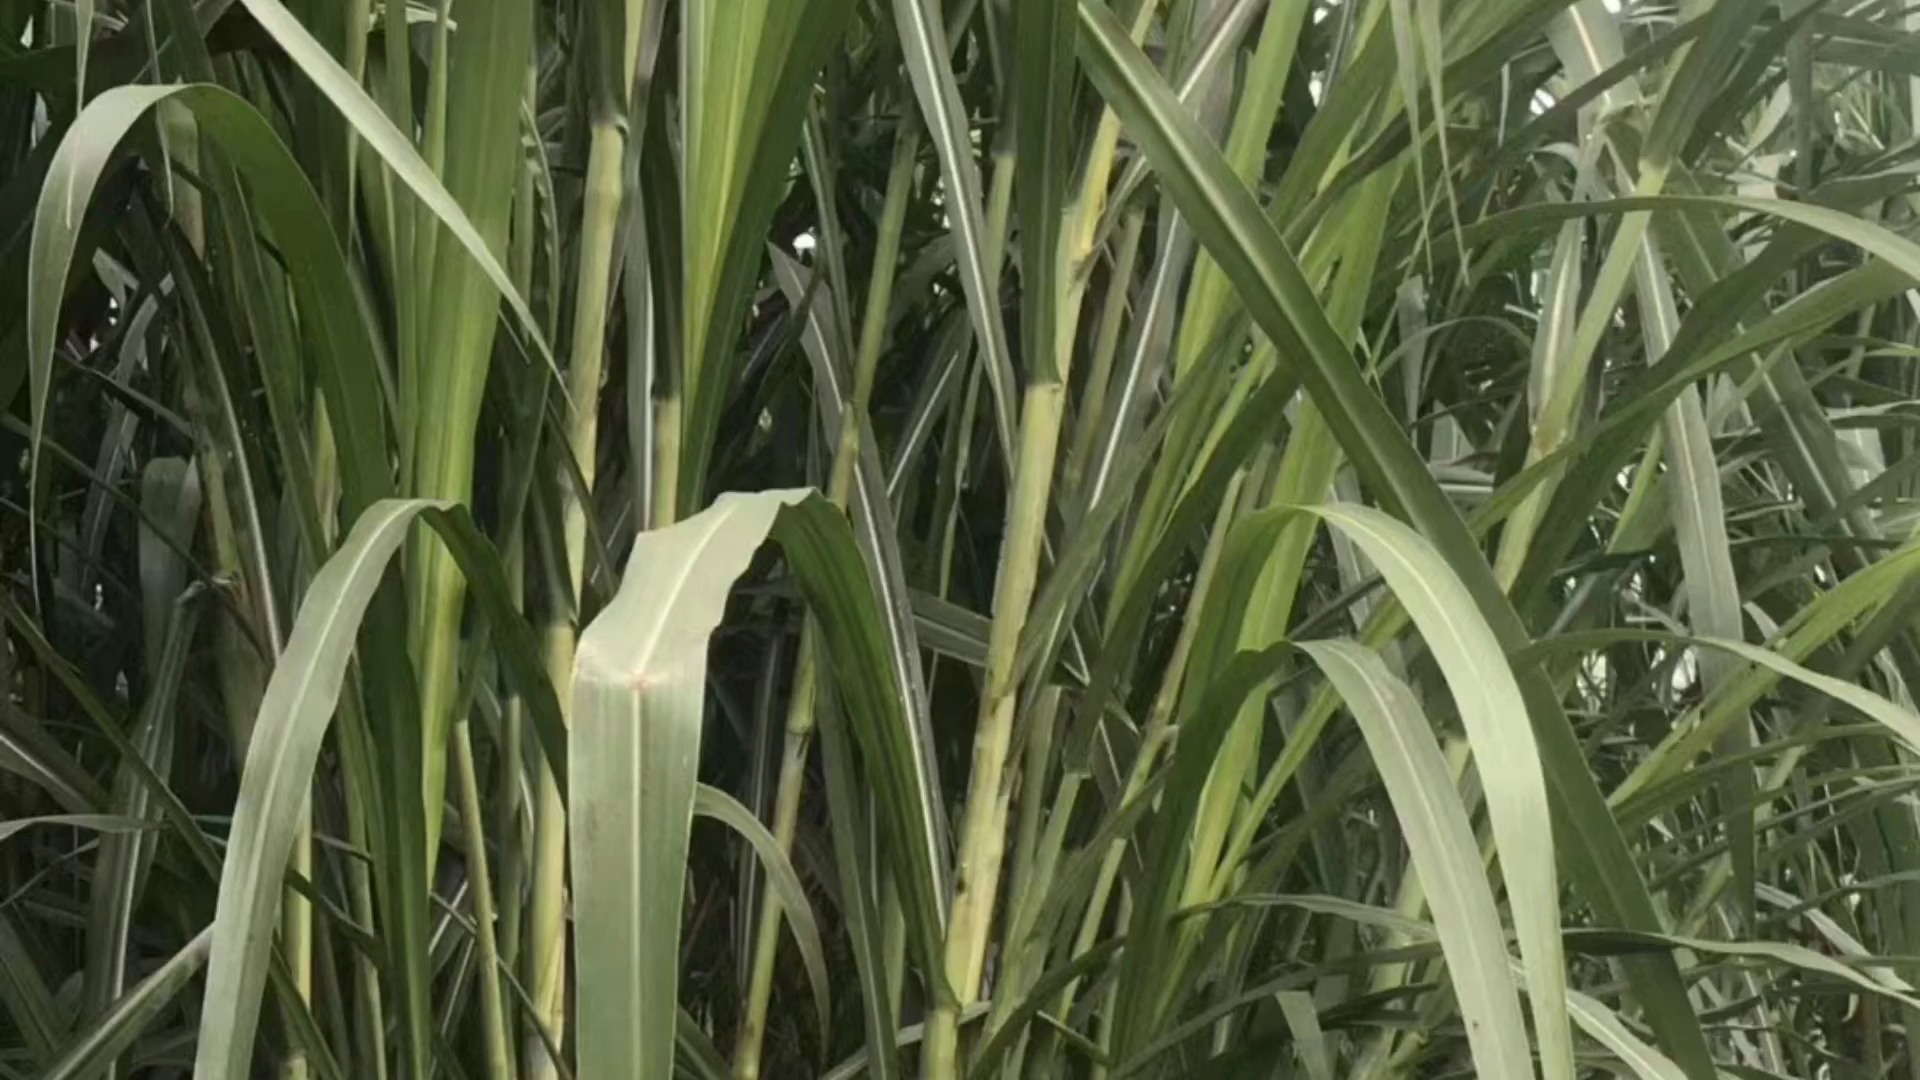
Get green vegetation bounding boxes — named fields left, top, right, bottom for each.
left=6, top=0, right=1920, bottom=1076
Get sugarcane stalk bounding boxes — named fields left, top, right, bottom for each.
left=922, top=12, right=1140, bottom=1065
left=454, top=715, right=516, bottom=1080
left=527, top=6, right=646, bottom=1072
left=733, top=120, right=919, bottom=1080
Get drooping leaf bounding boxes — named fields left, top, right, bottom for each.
left=569, top=489, right=953, bottom=1079
left=1297, top=638, right=1535, bottom=1080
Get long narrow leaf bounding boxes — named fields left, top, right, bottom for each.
left=1298, top=638, right=1535, bottom=1080
left=1074, top=9, right=1713, bottom=1072
left=44, top=929, right=212, bottom=1080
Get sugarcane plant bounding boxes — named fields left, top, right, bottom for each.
left=8, top=0, right=1920, bottom=1077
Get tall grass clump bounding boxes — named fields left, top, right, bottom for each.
left=6, top=0, right=1920, bottom=1077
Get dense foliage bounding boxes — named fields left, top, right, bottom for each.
left=6, top=0, right=1920, bottom=1077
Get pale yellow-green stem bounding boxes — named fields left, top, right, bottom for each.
left=924, top=28, right=1145, bottom=1066
left=981, top=689, right=1074, bottom=1069
left=733, top=649, right=820, bottom=1080
left=1054, top=469, right=1247, bottom=1032
left=983, top=684, right=1067, bottom=1060
left=453, top=718, right=516, bottom=1080
left=734, top=122, right=918, bottom=1080
left=527, top=124, right=620, bottom=1080
left=1055, top=102, right=1128, bottom=350
left=999, top=793, right=1075, bottom=1074
left=557, top=121, right=624, bottom=592
left=652, top=398, right=682, bottom=528
left=279, top=398, right=340, bottom=1080
left=496, top=62, right=538, bottom=986
left=528, top=19, right=642, bottom=1058
left=922, top=382, right=1067, bottom=1080
left=280, top=802, right=312, bottom=1080
left=523, top=678, right=568, bottom=1079
left=908, top=134, right=1011, bottom=1078
left=1003, top=687, right=1061, bottom=961
left=495, top=531, right=529, bottom=978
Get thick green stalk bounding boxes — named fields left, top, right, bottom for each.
left=524, top=661, right=568, bottom=1079
left=558, top=120, right=626, bottom=577
left=1003, top=687, right=1061, bottom=956
left=733, top=121, right=917, bottom=1080
left=527, top=115, right=627, bottom=1080
left=923, top=382, right=1066, bottom=1080
left=652, top=399, right=682, bottom=529
left=528, top=0, right=646, bottom=1059
left=925, top=28, right=1139, bottom=1064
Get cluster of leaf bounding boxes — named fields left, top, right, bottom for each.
left=5, top=0, right=1920, bottom=1078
